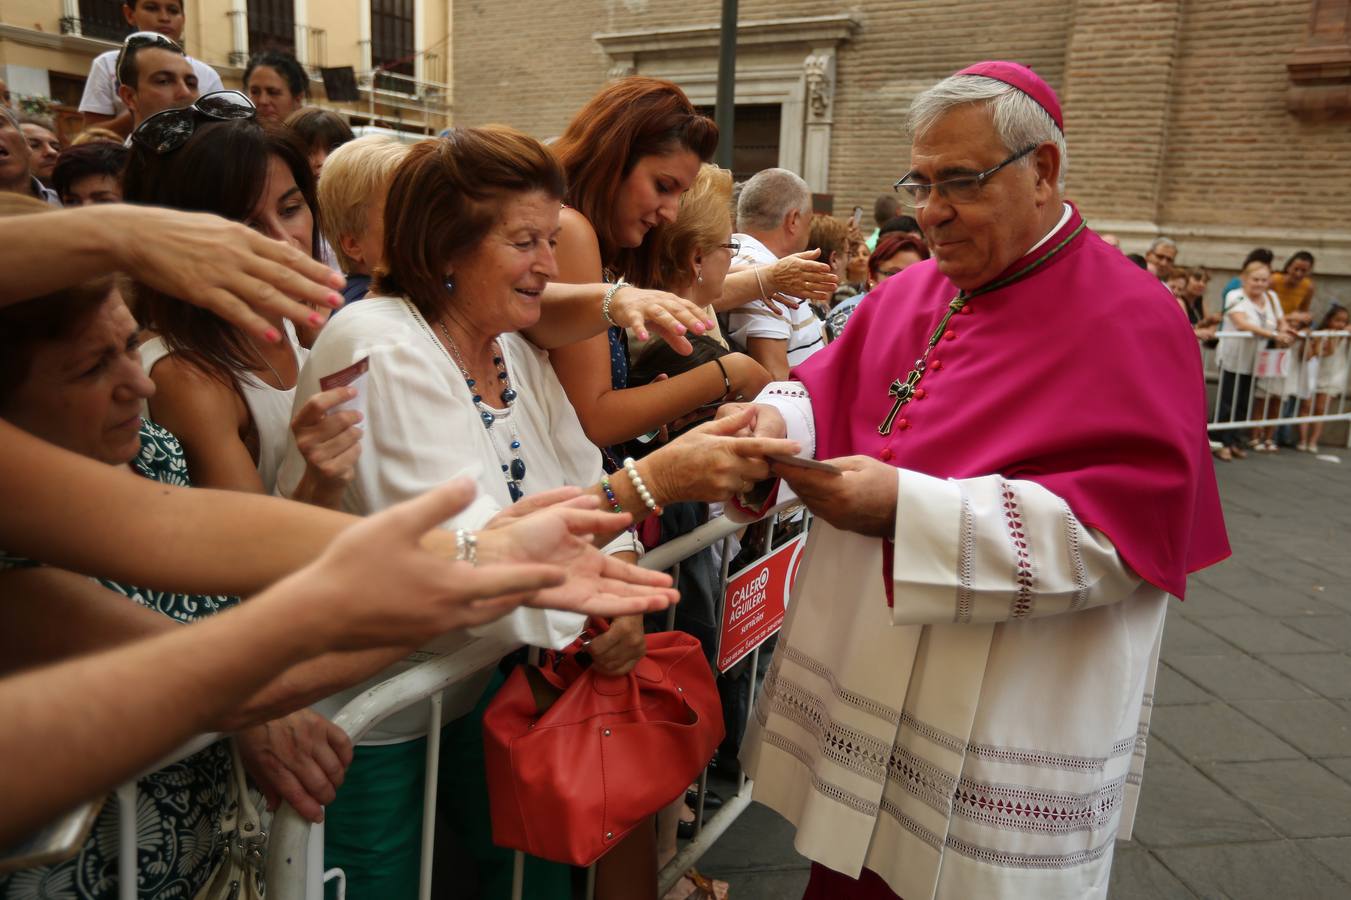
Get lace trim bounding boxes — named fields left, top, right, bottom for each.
left=898, top=710, right=967, bottom=755
left=760, top=666, right=891, bottom=784
left=886, top=744, right=957, bottom=816
left=966, top=735, right=1136, bottom=773
left=1063, top=499, right=1091, bottom=612
left=955, top=485, right=976, bottom=624
left=761, top=729, right=879, bottom=817
left=944, top=828, right=1116, bottom=870
left=879, top=796, right=944, bottom=850
left=951, top=774, right=1126, bottom=836
left=778, top=643, right=900, bottom=724
left=1000, top=480, right=1036, bottom=618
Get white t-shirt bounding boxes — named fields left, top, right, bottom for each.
left=1217, top=288, right=1280, bottom=375
left=725, top=233, right=826, bottom=369
left=79, top=49, right=225, bottom=116
left=277, top=296, right=639, bottom=743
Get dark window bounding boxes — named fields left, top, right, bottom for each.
left=371, top=0, right=415, bottom=94
left=248, top=0, right=296, bottom=55
left=72, top=0, right=130, bottom=42
left=696, top=103, right=781, bottom=183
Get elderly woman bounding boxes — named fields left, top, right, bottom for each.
left=278, top=127, right=796, bottom=900
left=1214, top=260, right=1292, bottom=460
left=0, top=248, right=351, bottom=900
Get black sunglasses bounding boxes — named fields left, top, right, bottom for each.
left=131, top=90, right=256, bottom=155
left=114, top=31, right=184, bottom=87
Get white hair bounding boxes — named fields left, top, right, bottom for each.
left=736, top=167, right=811, bottom=233
left=1147, top=236, right=1177, bottom=253
left=908, top=75, right=1068, bottom=192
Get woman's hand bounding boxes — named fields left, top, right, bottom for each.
left=290, top=387, right=363, bottom=508
left=587, top=614, right=646, bottom=676
left=235, top=709, right=353, bottom=823
left=114, top=206, right=346, bottom=343
left=610, top=286, right=716, bottom=355
left=476, top=494, right=680, bottom=618
left=643, top=406, right=800, bottom=504
left=764, top=249, right=839, bottom=311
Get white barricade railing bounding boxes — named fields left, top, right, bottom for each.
left=1202, top=330, right=1351, bottom=441
left=256, top=497, right=800, bottom=900
left=5, top=499, right=801, bottom=899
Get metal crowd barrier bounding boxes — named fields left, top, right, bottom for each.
left=253, top=497, right=801, bottom=900
left=1201, top=329, right=1351, bottom=440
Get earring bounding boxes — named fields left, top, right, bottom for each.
left=445, top=276, right=455, bottom=292
left=696, top=269, right=703, bottom=285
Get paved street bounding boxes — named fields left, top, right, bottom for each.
left=699, top=446, right=1351, bottom=899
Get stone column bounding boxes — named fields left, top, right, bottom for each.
left=801, top=48, right=837, bottom=193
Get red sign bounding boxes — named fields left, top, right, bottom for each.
left=716, top=535, right=806, bottom=672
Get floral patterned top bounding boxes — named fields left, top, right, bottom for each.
left=0, top=422, right=239, bottom=900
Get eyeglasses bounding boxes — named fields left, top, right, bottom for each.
left=893, top=144, right=1038, bottom=209
left=719, top=240, right=741, bottom=254
left=114, top=31, right=183, bottom=87
left=131, top=90, right=256, bottom=155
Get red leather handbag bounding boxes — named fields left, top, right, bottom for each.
left=482, top=630, right=724, bottom=866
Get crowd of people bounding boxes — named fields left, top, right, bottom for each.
left=0, top=13, right=838, bottom=899
left=0, top=12, right=1256, bottom=900
left=1106, top=235, right=1348, bottom=461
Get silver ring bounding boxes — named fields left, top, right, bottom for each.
left=581, top=639, right=593, bottom=649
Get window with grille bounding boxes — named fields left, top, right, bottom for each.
left=696, top=104, right=782, bottom=183
left=248, top=0, right=296, bottom=55
left=73, top=0, right=130, bottom=41
left=371, top=0, right=415, bottom=94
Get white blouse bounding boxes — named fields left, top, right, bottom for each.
left=278, top=296, right=638, bottom=743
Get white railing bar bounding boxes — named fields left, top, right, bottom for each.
left=266, top=639, right=512, bottom=900
left=418, top=692, right=442, bottom=900
left=656, top=786, right=754, bottom=897
left=639, top=499, right=798, bottom=572
left=117, top=783, right=136, bottom=900
left=1206, top=412, right=1351, bottom=432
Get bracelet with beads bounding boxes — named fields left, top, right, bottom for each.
left=601, top=281, right=628, bottom=328
left=622, top=456, right=662, bottom=514
left=600, top=475, right=623, bottom=514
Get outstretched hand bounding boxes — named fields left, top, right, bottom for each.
left=762, top=248, right=839, bottom=313
left=478, top=495, right=679, bottom=618
left=772, top=454, right=898, bottom=538
left=608, top=286, right=717, bottom=356
left=285, top=478, right=570, bottom=651
left=116, top=206, right=346, bottom=343
left=646, top=406, right=801, bottom=502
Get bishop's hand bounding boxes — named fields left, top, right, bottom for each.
left=772, top=454, right=898, bottom=539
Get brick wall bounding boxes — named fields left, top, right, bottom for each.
left=453, top=0, right=1350, bottom=278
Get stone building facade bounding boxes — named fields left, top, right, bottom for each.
left=0, top=0, right=452, bottom=139
left=453, top=0, right=1351, bottom=302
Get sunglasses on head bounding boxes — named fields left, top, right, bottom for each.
left=114, top=31, right=184, bottom=86
left=130, top=90, right=256, bottom=155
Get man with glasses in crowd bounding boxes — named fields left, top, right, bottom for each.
left=723, top=61, right=1228, bottom=899
left=1145, top=235, right=1179, bottom=279
left=80, top=0, right=222, bottom=137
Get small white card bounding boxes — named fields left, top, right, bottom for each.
left=319, top=355, right=370, bottom=423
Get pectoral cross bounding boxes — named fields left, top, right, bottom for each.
left=879, top=370, right=922, bottom=435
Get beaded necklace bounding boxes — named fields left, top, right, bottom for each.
left=878, top=220, right=1086, bottom=435
left=407, top=301, right=527, bottom=502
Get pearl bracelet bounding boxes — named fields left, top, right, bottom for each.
left=601, top=281, right=628, bottom=328
left=622, top=456, right=661, bottom=513
left=454, top=528, right=478, bottom=566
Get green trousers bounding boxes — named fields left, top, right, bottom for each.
left=323, top=671, right=571, bottom=900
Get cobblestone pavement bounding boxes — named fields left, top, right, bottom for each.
left=699, top=447, right=1351, bottom=899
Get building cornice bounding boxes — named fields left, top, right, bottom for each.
left=594, top=14, right=860, bottom=56
left=0, top=22, right=117, bottom=57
